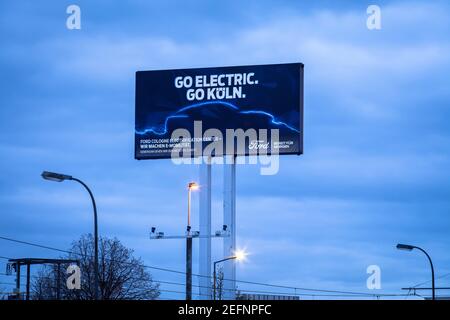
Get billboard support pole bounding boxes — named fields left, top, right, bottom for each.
left=223, top=155, right=236, bottom=299
left=199, top=157, right=212, bottom=299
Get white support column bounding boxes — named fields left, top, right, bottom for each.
left=223, top=156, right=236, bottom=299
left=199, top=159, right=212, bottom=299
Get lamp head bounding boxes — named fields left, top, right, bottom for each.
left=41, top=171, right=73, bottom=182
left=396, top=243, right=415, bottom=251
left=188, top=182, right=199, bottom=191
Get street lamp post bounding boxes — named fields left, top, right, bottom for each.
left=186, top=182, right=198, bottom=300
left=213, top=251, right=245, bottom=300
left=396, top=243, right=435, bottom=300
left=41, top=171, right=99, bottom=300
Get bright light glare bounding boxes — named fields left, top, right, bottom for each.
left=234, top=249, right=247, bottom=261
left=188, top=182, right=199, bottom=190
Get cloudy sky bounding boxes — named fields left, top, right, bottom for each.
left=1, top=0, right=450, bottom=299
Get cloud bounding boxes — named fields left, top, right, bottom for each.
left=29, top=2, right=449, bottom=85
left=1, top=0, right=450, bottom=298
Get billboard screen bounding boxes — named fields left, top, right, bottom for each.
left=135, top=63, right=303, bottom=160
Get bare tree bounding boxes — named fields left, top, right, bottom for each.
left=32, top=234, right=159, bottom=300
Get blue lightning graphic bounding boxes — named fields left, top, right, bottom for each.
left=135, top=101, right=300, bottom=135
left=135, top=114, right=189, bottom=135
left=239, top=110, right=300, bottom=133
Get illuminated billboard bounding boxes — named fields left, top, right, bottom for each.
left=135, top=63, right=303, bottom=159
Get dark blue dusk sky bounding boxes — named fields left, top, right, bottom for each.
left=1, top=0, right=450, bottom=299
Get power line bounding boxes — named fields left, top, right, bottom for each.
left=1, top=271, right=414, bottom=299
left=1, top=266, right=405, bottom=299
left=237, top=288, right=410, bottom=298
left=411, top=272, right=450, bottom=288
left=0, top=234, right=409, bottom=297
left=0, top=235, right=410, bottom=298
left=0, top=255, right=12, bottom=260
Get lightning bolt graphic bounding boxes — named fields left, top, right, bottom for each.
left=135, top=101, right=300, bottom=135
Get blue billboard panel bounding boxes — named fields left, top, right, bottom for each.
left=135, top=63, right=303, bottom=159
